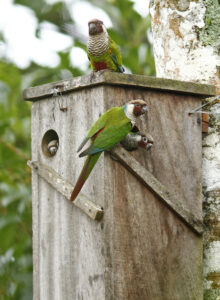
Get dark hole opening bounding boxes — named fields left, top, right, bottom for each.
left=41, top=129, right=59, bottom=157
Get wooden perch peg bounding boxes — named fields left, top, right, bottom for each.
left=27, top=160, right=103, bottom=221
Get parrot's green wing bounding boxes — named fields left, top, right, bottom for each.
left=109, top=37, right=124, bottom=73
left=79, top=107, right=132, bottom=157
left=77, top=107, right=118, bottom=153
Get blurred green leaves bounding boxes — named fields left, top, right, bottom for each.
left=0, top=59, right=32, bottom=299
left=0, top=0, right=155, bottom=299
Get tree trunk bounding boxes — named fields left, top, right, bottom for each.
left=150, top=1, right=220, bottom=299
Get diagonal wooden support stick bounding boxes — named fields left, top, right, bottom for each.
left=110, top=147, right=204, bottom=235
left=27, top=160, right=104, bottom=221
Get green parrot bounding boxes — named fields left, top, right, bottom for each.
left=87, top=19, right=124, bottom=73
left=70, top=99, right=148, bottom=201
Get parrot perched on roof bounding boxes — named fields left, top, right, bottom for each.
left=120, top=131, right=154, bottom=151
left=70, top=99, right=148, bottom=201
left=87, top=19, right=124, bottom=73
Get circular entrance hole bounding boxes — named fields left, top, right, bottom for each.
left=41, top=129, right=59, bottom=157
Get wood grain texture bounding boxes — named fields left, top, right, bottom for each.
left=31, top=87, right=106, bottom=300
left=29, top=76, right=203, bottom=300
left=104, top=156, right=202, bottom=300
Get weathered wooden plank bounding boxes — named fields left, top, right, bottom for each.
left=104, top=153, right=203, bottom=300
left=27, top=160, right=103, bottom=220
left=31, top=88, right=106, bottom=300
left=23, top=71, right=216, bottom=101
left=110, top=146, right=203, bottom=235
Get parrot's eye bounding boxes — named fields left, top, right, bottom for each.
left=143, top=137, right=147, bottom=142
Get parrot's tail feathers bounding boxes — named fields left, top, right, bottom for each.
left=70, top=156, right=92, bottom=201
left=118, top=66, right=125, bottom=73
left=77, top=136, right=89, bottom=153
left=70, top=153, right=102, bottom=202
left=110, top=53, right=124, bottom=73
left=79, top=146, right=91, bottom=157
left=79, top=146, right=104, bottom=157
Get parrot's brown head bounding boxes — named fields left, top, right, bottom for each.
left=138, top=133, right=154, bottom=150
left=129, top=99, right=148, bottom=117
left=88, top=19, right=105, bottom=35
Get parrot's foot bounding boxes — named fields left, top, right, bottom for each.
left=97, top=69, right=114, bottom=76
left=90, top=70, right=97, bottom=81
left=90, top=69, right=114, bottom=81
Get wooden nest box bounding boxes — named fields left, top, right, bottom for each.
left=24, top=71, right=215, bottom=300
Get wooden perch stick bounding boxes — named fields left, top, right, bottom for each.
left=110, top=147, right=204, bottom=235
left=27, top=160, right=103, bottom=221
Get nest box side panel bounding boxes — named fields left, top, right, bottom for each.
left=31, top=86, right=106, bottom=300
left=104, top=155, right=202, bottom=300
left=102, top=86, right=202, bottom=300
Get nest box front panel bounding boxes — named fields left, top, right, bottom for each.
left=31, top=87, right=107, bottom=300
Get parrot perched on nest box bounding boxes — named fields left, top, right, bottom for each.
left=87, top=19, right=124, bottom=73
left=70, top=99, right=148, bottom=202
left=120, top=131, right=154, bottom=151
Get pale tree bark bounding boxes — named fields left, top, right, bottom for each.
left=149, top=1, right=220, bottom=299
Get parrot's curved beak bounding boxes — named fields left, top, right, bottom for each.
left=89, top=23, right=96, bottom=35
left=89, top=22, right=103, bottom=35
left=89, top=23, right=96, bottom=31
left=141, top=105, right=148, bottom=115
left=146, top=143, right=153, bottom=150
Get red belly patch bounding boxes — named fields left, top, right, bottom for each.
left=93, top=61, right=107, bottom=70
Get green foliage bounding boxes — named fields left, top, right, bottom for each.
left=0, top=60, right=32, bottom=299
left=0, top=0, right=155, bottom=299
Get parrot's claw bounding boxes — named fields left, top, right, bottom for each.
left=98, top=69, right=114, bottom=76
left=90, top=71, right=97, bottom=81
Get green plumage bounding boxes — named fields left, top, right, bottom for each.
left=78, top=107, right=132, bottom=156
left=71, top=105, right=132, bottom=201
